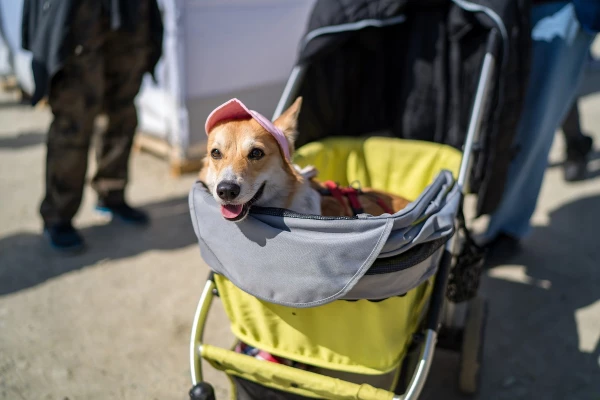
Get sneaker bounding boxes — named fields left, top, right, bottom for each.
left=44, top=222, right=85, bottom=253
left=95, top=201, right=149, bottom=225
left=564, top=134, right=593, bottom=182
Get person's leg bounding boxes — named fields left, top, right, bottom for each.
left=561, top=100, right=594, bottom=181
left=40, top=1, right=105, bottom=251
left=485, top=2, right=595, bottom=243
left=562, top=101, right=582, bottom=141
left=91, top=0, right=150, bottom=224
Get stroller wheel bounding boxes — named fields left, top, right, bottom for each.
left=458, top=296, right=487, bottom=395
left=189, top=382, right=216, bottom=400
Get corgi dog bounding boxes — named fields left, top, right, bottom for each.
left=200, top=97, right=410, bottom=221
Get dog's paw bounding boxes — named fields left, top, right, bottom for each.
left=294, top=164, right=318, bottom=179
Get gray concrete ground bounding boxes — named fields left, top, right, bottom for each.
left=0, top=84, right=599, bottom=400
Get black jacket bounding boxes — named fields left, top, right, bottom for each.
left=294, top=0, right=531, bottom=216
left=21, top=0, right=164, bottom=105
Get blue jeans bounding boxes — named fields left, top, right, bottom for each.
left=485, top=2, right=595, bottom=241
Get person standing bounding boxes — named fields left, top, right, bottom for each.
left=484, top=0, right=598, bottom=255
left=21, top=0, right=163, bottom=252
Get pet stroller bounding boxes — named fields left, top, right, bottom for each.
left=188, top=0, right=530, bottom=398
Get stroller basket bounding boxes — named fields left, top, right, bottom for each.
left=189, top=140, right=461, bottom=308
left=188, top=139, right=463, bottom=399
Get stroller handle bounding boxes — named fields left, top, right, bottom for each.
left=192, top=338, right=438, bottom=400
left=457, top=29, right=499, bottom=192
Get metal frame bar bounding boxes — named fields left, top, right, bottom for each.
left=272, top=65, right=307, bottom=120
left=457, top=32, right=498, bottom=192
left=300, top=15, right=407, bottom=51
left=394, top=329, right=438, bottom=400
left=190, top=276, right=216, bottom=385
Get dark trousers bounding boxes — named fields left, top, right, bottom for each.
left=561, top=100, right=589, bottom=159
left=40, top=0, right=150, bottom=225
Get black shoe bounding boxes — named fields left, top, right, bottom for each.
left=484, top=233, right=521, bottom=267
left=95, top=201, right=149, bottom=225
left=44, top=222, right=85, bottom=253
left=564, top=134, right=593, bottom=182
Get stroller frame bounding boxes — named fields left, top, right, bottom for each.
left=188, top=17, right=500, bottom=399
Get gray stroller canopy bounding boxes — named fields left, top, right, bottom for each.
left=189, top=170, right=460, bottom=308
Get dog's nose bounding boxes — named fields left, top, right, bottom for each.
left=217, top=181, right=241, bottom=201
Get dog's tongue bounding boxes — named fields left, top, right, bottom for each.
left=221, top=204, right=244, bottom=219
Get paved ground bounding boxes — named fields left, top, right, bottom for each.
left=0, top=82, right=599, bottom=400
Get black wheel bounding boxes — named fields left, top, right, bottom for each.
left=189, top=382, right=216, bottom=400
left=458, top=296, right=487, bottom=395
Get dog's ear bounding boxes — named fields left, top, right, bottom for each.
left=274, top=97, right=302, bottom=155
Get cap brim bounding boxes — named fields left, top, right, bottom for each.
left=205, top=98, right=252, bottom=134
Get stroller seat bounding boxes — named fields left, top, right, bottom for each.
left=293, top=136, right=462, bottom=201
left=189, top=137, right=462, bottom=398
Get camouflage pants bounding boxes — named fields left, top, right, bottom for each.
left=41, top=0, right=150, bottom=225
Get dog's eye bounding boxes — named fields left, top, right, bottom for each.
left=248, top=148, right=264, bottom=160
left=211, top=149, right=222, bottom=159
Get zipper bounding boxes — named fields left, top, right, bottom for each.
left=365, top=237, right=448, bottom=275
left=251, top=207, right=359, bottom=220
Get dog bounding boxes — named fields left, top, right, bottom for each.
left=200, top=97, right=410, bottom=221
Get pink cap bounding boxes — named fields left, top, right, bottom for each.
left=205, top=98, right=290, bottom=161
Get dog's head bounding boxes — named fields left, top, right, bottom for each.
left=201, top=97, right=303, bottom=221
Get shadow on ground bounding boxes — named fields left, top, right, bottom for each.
left=1, top=192, right=598, bottom=399
left=0, top=195, right=197, bottom=296
left=580, top=65, right=600, bottom=98
left=423, top=195, right=600, bottom=399
left=0, top=131, right=45, bottom=149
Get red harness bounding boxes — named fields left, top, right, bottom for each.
left=322, top=181, right=394, bottom=216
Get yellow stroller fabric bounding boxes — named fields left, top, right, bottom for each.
left=204, top=137, right=462, bottom=397
left=293, top=137, right=462, bottom=201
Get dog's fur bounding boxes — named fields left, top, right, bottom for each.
left=200, top=97, right=410, bottom=220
